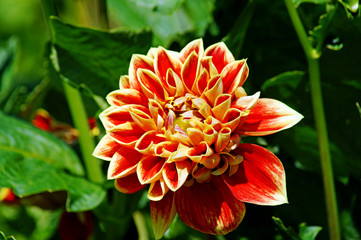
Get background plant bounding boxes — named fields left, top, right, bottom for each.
left=0, top=0, right=360, bottom=239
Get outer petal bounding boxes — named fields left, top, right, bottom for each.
left=93, top=134, right=121, bottom=161
left=175, top=177, right=245, bottom=235
left=155, top=47, right=182, bottom=88
left=220, top=60, right=248, bottom=94
left=238, top=98, right=303, bottom=136
left=114, top=173, right=145, bottom=194
left=162, top=160, right=192, bottom=191
left=150, top=192, right=176, bottom=239
left=107, top=146, right=143, bottom=179
left=223, top=143, right=288, bottom=205
left=106, top=89, right=148, bottom=107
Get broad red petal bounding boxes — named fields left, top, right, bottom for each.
left=223, top=143, right=288, bottom=205
left=162, top=160, right=192, bottom=191
left=150, top=192, right=176, bottom=239
left=175, top=177, right=246, bottom=235
left=238, top=98, right=303, bottom=136
left=107, top=146, right=143, bottom=179
left=220, top=60, right=248, bottom=94
left=108, top=122, right=145, bottom=147
left=114, top=173, right=145, bottom=194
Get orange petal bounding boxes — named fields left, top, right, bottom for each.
left=150, top=191, right=176, bottom=239
left=114, top=173, right=145, bottom=194
left=179, top=39, right=204, bottom=63
left=148, top=178, right=169, bottom=201
left=137, top=69, right=167, bottom=100
left=155, top=47, right=182, bottom=88
left=215, top=127, right=231, bottom=152
left=129, top=54, right=154, bottom=91
left=201, top=56, right=218, bottom=78
left=93, top=134, right=121, bottom=161
left=220, top=60, right=248, bottom=94
left=137, top=156, right=166, bottom=184
left=106, top=89, right=148, bottom=107
left=108, top=122, right=144, bottom=147
left=205, top=42, right=235, bottom=74
left=130, top=108, right=158, bottom=131
left=163, top=160, right=192, bottom=191
left=175, top=177, right=245, bottom=235
left=204, top=76, right=223, bottom=106
left=238, top=98, right=303, bottom=136
left=107, top=147, right=142, bottom=179
left=212, top=94, right=232, bottom=121
left=223, top=143, right=288, bottom=205
left=135, top=130, right=166, bottom=155
left=181, top=51, right=200, bottom=93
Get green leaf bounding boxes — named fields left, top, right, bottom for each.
left=0, top=112, right=106, bottom=211
left=261, top=71, right=304, bottom=99
left=274, top=126, right=350, bottom=177
left=0, top=36, right=18, bottom=106
left=0, top=232, right=5, bottom=240
left=292, top=0, right=331, bottom=8
left=108, top=0, right=215, bottom=46
left=0, top=111, right=83, bottom=176
left=223, top=0, right=256, bottom=59
left=49, top=16, right=152, bottom=98
left=298, top=223, right=322, bottom=240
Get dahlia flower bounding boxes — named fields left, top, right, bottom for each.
left=93, top=39, right=303, bottom=238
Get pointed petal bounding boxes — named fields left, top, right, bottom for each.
left=231, top=92, right=260, bottom=111
left=108, top=122, right=144, bottom=147
left=114, top=173, right=145, bottom=194
left=175, top=177, right=246, bottom=235
left=205, top=42, right=235, bottom=74
left=223, top=143, right=288, bottom=205
left=181, top=51, right=200, bottom=93
left=137, top=69, right=167, bottom=100
left=107, top=147, right=143, bottom=179
left=137, top=156, right=166, bottom=184
left=93, top=134, right=121, bottom=161
left=129, top=54, right=155, bottom=91
left=238, top=98, right=303, bottom=136
left=155, top=47, right=182, bottom=87
left=179, top=39, right=204, bottom=63
left=204, top=76, right=223, bottom=106
left=220, top=60, right=248, bottom=94
left=150, top=192, right=176, bottom=239
left=106, top=89, right=148, bottom=107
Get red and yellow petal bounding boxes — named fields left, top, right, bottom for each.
left=238, top=98, right=303, bottom=136
left=205, top=42, right=235, bottom=74
left=220, top=60, right=248, bottom=94
left=129, top=54, right=154, bottom=91
left=175, top=177, right=246, bottom=235
left=106, top=89, right=148, bottom=107
left=179, top=38, right=204, bottom=63
left=150, top=191, right=176, bottom=239
left=114, top=173, right=145, bottom=194
left=93, top=134, right=121, bottom=161
left=223, top=143, right=288, bottom=205
left=162, top=160, right=192, bottom=191
left=137, top=156, right=167, bottom=184
left=107, top=146, right=143, bottom=179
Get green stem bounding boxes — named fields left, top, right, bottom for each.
left=283, top=1, right=340, bottom=240
left=132, top=210, right=150, bottom=240
left=62, top=81, right=103, bottom=183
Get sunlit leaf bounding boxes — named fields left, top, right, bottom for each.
left=298, top=223, right=322, bottom=240
left=49, top=16, right=152, bottom=98
left=292, top=0, right=331, bottom=8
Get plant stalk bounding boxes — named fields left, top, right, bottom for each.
left=62, top=82, right=103, bottom=183
left=283, top=1, right=340, bottom=239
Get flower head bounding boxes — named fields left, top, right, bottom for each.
left=93, top=39, right=303, bottom=237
